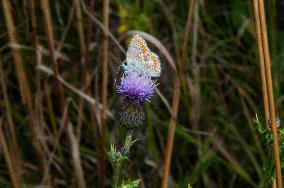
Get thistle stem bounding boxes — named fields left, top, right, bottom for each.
left=112, top=130, right=133, bottom=188
left=112, top=159, right=122, bottom=188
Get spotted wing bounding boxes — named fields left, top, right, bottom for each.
left=126, top=34, right=149, bottom=65
left=147, top=52, right=161, bottom=77
left=126, top=34, right=161, bottom=77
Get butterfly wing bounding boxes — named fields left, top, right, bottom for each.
left=125, top=34, right=148, bottom=75
left=125, top=34, right=161, bottom=77
left=147, top=52, right=161, bottom=77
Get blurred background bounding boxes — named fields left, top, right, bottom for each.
left=0, top=0, right=284, bottom=187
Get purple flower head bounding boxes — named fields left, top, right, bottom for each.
left=117, top=73, right=156, bottom=104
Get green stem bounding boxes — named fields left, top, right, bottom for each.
left=112, top=130, right=133, bottom=188
left=112, top=161, right=122, bottom=188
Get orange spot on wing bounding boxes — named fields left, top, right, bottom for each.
left=134, top=35, right=147, bottom=53
left=134, top=35, right=158, bottom=72
left=151, top=56, right=158, bottom=72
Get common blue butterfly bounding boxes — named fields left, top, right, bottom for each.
left=122, top=34, right=161, bottom=77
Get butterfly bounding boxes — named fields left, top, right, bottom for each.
left=122, top=34, right=161, bottom=77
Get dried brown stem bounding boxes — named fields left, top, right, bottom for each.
left=86, top=0, right=95, bottom=62
left=99, top=0, right=109, bottom=187
left=2, top=0, right=28, bottom=104
left=161, top=0, right=195, bottom=187
left=85, top=0, right=100, bottom=167
left=40, top=0, right=66, bottom=115
left=2, top=0, right=47, bottom=177
left=252, top=0, right=283, bottom=187
left=2, top=0, right=35, bottom=123
left=37, top=64, right=114, bottom=119
left=75, top=0, right=86, bottom=140
left=0, top=62, right=22, bottom=184
left=258, top=0, right=283, bottom=187
left=161, top=79, right=180, bottom=188
left=252, top=0, right=270, bottom=126
left=45, top=84, right=58, bottom=136
left=27, top=0, right=50, bottom=183
left=56, top=0, right=76, bottom=54
left=0, top=120, right=20, bottom=188
left=67, top=123, right=86, bottom=188
left=179, top=0, right=195, bottom=84
left=81, top=0, right=126, bottom=54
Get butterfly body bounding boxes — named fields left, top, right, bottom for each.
left=123, top=34, right=161, bottom=77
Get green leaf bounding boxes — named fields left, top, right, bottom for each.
left=120, top=179, right=140, bottom=188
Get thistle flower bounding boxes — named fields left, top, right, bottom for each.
left=117, top=73, right=156, bottom=105
left=119, top=99, right=145, bottom=129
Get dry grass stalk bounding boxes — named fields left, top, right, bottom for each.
left=39, top=2, right=69, bottom=181
left=27, top=0, right=46, bottom=132
left=0, top=119, right=20, bottom=188
left=2, top=0, right=28, bottom=104
left=252, top=0, right=270, bottom=126
left=67, top=123, right=86, bottom=188
left=161, top=79, right=180, bottom=188
left=179, top=0, right=196, bottom=84
left=86, top=0, right=95, bottom=61
left=100, top=0, right=110, bottom=187
left=155, top=0, right=180, bottom=57
left=75, top=2, right=100, bottom=171
left=81, top=0, right=126, bottom=54
left=252, top=0, right=283, bottom=187
left=56, top=0, right=77, bottom=54
left=40, top=0, right=66, bottom=114
left=27, top=0, right=50, bottom=184
left=41, top=98, right=74, bottom=184
left=0, top=62, right=22, bottom=184
left=76, top=0, right=87, bottom=60
left=75, top=0, right=89, bottom=141
left=161, top=0, right=195, bottom=187
left=84, top=0, right=100, bottom=165
left=2, top=0, right=35, bottom=126
left=190, top=2, right=201, bottom=130
left=258, top=0, right=283, bottom=187
left=37, top=64, right=113, bottom=119
left=45, top=84, right=58, bottom=136
left=2, top=0, right=47, bottom=177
